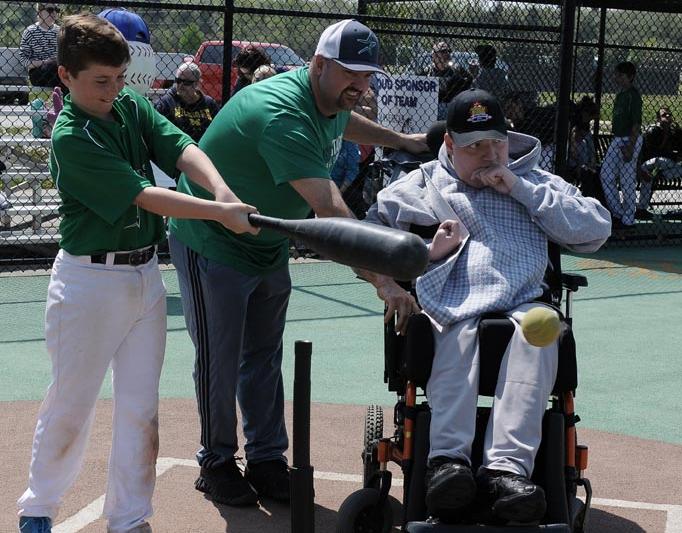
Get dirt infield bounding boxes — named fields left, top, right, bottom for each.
left=2, top=399, right=681, bottom=533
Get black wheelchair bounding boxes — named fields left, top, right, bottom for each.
left=335, top=236, right=593, bottom=533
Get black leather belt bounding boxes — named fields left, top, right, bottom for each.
left=90, top=246, right=156, bottom=266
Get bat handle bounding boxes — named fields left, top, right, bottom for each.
left=248, top=213, right=278, bottom=230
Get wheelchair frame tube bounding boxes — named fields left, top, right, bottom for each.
left=403, top=382, right=417, bottom=461
left=291, top=340, right=315, bottom=533
left=563, top=392, right=576, bottom=469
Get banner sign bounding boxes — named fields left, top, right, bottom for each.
left=376, top=75, right=438, bottom=134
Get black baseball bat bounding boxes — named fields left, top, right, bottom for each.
left=248, top=214, right=428, bottom=281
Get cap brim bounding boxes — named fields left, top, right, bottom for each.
left=452, top=129, right=507, bottom=147
left=332, top=58, right=386, bottom=75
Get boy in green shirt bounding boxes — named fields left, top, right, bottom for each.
left=17, top=13, right=257, bottom=533
left=599, top=61, right=643, bottom=227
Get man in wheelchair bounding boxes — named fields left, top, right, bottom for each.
left=363, top=89, right=611, bottom=525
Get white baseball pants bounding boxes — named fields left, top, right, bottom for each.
left=600, top=135, right=643, bottom=225
left=427, top=303, right=559, bottom=478
left=17, top=249, right=166, bottom=533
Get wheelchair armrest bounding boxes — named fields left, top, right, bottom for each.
left=384, top=313, right=435, bottom=391
left=562, top=273, right=588, bottom=292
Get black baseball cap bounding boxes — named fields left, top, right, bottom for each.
left=315, top=19, right=385, bottom=75
left=446, top=88, right=508, bottom=147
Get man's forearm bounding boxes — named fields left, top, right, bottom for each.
left=344, top=111, right=403, bottom=148
left=176, top=144, right=238, bottom=201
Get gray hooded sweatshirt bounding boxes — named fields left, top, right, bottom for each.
left=365, top=131, right=611, bottom=327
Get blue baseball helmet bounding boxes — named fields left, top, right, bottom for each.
left=99, top=8, right=150, bottom=44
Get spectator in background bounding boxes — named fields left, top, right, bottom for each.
left=600, top=61, right=642, bottom=228
left=155, top=62, right=220, bottom=143
left=501, top=91, right=526, bottom=131
left=572, top=95, right=600, bottom=131
left=20, top=2, right=61, bottom=88
left=501, top=91, right=555, bottom=171
left=331, top=140, right=361, bottom=193
left=637, top=106, right=682, bottom=219
left=566, top=95, right=602, bottom=202
left=568, top=123, right=597, bottom=188
left=419, top=41, right=472, bottom=120
left=467, top=58, right=480, bottom=81
left=473, top=44, right=509, bottom=99
left=335, top=85, right=379, bottom=216
left=252, top=64, right=277, bottom=83
left=232, top=45, right=271, bottom=95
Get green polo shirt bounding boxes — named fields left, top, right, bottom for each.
left=51, top=87, right=194, bottom=255
left=612, top=86, right=642, bottom=137
left=170, top=67, right=349, bottom=274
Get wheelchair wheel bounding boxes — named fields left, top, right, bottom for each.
left=336, top=487, right=393, bottom=533
left=363, top=405, right=384, bottom=487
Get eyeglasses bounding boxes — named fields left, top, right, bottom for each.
left=42, top=6, right=59, bottom=14
left=661, top=113, right=672, bottom=118
left=175, top=78, right=198, bottom=87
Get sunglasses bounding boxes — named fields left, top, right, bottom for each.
left=42, top=6, right=59, bottom=13
left=175, top=78, right=198, bottom=86
left=661, top=113, right=672, bottom=118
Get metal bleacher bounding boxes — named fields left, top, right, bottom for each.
left=0, top=90, right=167, bottom=249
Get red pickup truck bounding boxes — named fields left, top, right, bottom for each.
left=194, top=40, right=306, bottom=103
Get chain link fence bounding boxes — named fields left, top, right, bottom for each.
left=573, top=5, right=682, bottom=246
left=0, top=0, right=680, bottom=272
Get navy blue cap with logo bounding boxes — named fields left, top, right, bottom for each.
left=315, top=19, right=386, bottom=75
left=446, top=88, right=508, bottom=147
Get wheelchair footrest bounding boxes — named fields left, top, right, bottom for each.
left=405, top=522, right=571, bottom=533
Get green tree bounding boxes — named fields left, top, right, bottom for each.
left=179, top=23, right=204, bottom=54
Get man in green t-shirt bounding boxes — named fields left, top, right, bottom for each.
left=169, top=19, right=428, bottom=507
left=599, top=61, right=643, bottom=227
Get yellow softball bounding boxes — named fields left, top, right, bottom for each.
left=521, top=307, right=561, bottom=347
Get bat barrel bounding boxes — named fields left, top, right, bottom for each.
left=247, top=214, right=428, bottom=281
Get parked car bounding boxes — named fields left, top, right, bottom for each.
left=0, top=46, right=29, bottom=104
left=193, top=40, right=306, bottom=102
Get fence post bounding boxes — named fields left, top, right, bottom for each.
left=554, top=0, right=577, bottom=178
left=222, top=0, right=234, bottom=104
left=592, top=7, right=607, bottom=142
left=357, top=0, right=368, bottom=18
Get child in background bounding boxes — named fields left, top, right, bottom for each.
left=599, top=61, right=643, bottom=228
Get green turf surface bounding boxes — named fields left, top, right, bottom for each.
left=1, top=248, right=681, bottom=445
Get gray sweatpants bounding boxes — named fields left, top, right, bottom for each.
left=170, top=234, right=290, bottom=468
left=427, top=303, right=559, bottom=478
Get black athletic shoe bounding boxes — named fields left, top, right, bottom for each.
left=476, top=468, right=546, bottom=523
left=195, top=458, right=258, bottom=506
left=245, top=459, right=290, bottom=502
left=424, top=456, right=477, bottom=517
